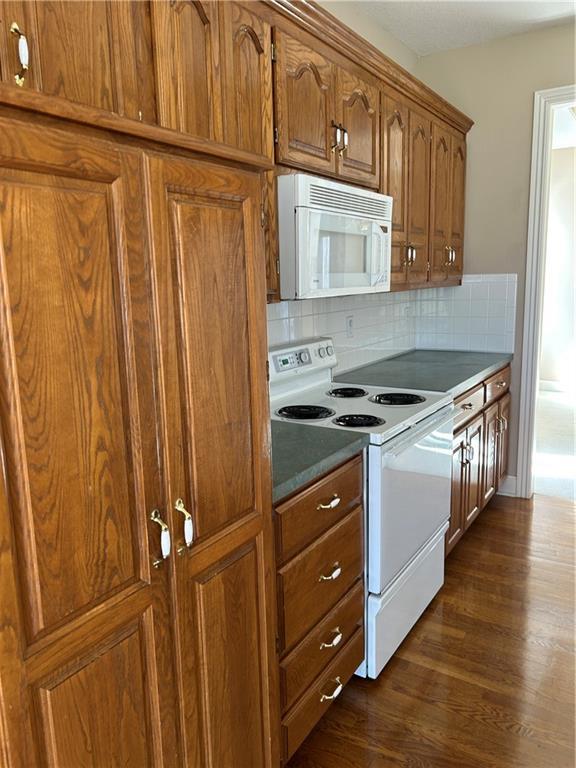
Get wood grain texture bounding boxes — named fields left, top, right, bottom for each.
left=335, top=67, right=380, bottom=187
left=221, top=1, right=274, bottom=159
left=406, top=107, right=430, bottom=284
left=450, top=134, right=466, bottom=279
left=151, top=0, right=223, bottom=141
left=429, top=122, right=452, bottom=283
left=0, top=118, right=179, bottom=767
left=287, top=494, right=575, bottom=768
left=147, top=152, right=278, bottom=767
left=273, top=27, right=336, bottom=174
left=483, top=402, right=500, bottom=509
left=497, top=393, right=511, bottom=485
left=446, top=431, right=467, bottom=555
left=381, top=95, right=409, bottom=288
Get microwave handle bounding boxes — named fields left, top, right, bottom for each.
left=371, top=222, right=390, bottom=285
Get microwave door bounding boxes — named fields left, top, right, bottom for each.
left=369, top=222, right=391, bottom=291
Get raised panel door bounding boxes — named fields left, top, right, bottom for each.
left=0, top=1, right=156, bottom=121
left=450, top=135, right=466, bottom=279
left=147, top=153, right=278, bottom=767
left=151, top=0, right=223, bottom=141
left=273, top=28, right=336, bottom=174
left=465, top=415, right=484, bottom=528
left=446, top=432, right=467, bottom=555
left=430, top=123, right=452, bottom=283
left=406, top=108, right=431, bottom=284
left=497, top=393, right=511, bottom=488
left=382, top=96, right=409, bottom=288
left=220, top=1, right=273, bottom=159
left=335, top=67, right=380, bottom=187
left=0, top=118, right=178, bottom=766
left=482, top=402, right=499, bottom=508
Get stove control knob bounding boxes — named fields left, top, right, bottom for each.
left=298, top=350, right=311, bottom=364
left=326, top=345, right=334, bottom=356
left=318, top=347, right=327, bottom=358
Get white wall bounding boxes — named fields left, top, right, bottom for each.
left=318, top=1, right=419, bottom=74
left=540, top=147, right=576, bottom=391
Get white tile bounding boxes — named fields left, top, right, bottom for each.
left=488, top=282, right=507, bottom=301
left=289, top=315, right=314, bottom=341
left=267, top=319, right=290, bottom=346
left=469, top=301, right=488, bottom=318
left=489, top=300, right=507, bottom=318
left=469, top=283, right=490, bottom=300
left=468, top=334, right=488, bottom=352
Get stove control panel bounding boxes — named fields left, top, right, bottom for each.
left=269, top=338, right=336, bottom=381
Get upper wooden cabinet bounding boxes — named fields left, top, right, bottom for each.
left=273, top=28, right=380, bottom=187
left=382, top=95, right=431, bottom=288
left=430, top=123, right=466, bottom=284
left=0, top=1, right=157, bottom=121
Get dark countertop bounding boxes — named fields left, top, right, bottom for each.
left=271, top=420, right=368, bottom=503
left=335, top=349, right=513, bottom=397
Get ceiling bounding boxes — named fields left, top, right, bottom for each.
left=359, top=1, right=576, bottom=56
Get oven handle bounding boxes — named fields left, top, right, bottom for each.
left=382, top=406, right=454, bottom=459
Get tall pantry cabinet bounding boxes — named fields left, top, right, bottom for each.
left=0, top=115, right=277, bottom=766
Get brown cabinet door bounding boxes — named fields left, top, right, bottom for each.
left=406, top=107, right=431, bottom=284
left=148, top=154, right=277, bottom=767
left=151, top=0, right=223, bottom=141
left=220, top=1, right=273, bottom=159
left=497, top=393, right=512, bottom=487
left=335, top=67, right=380, bottom=187
left=450, top=135, right=466, bottom=279
left=0, top=1, right=156, bottom=121
left=429, top=123, right=452, bottom=283
left=0, top=118, right=178, bottom=766
left=273, top=28, right=336, bottom=174
left=382, top=95, right=410, bottom=288
left=482, top=402, right=499, bottom=509
left=446, top=431, right=467, bottom=555
left=464, top=415, right=484, bottom=529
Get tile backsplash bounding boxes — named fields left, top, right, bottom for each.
left=267, top=274, right=517, bottom=372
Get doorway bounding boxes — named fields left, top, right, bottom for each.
left=517, top=86, right=576, bottom=501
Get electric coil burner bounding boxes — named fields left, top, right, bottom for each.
left=328, top=387, right=369, bottom=398
left=277, top=404, right=335, bottom=421
left=370, top=393, right=426, bottom=406
left=333, top=414, right=386, bottom=428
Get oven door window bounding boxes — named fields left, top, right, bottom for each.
left=298, top=210, right=386, bottom=296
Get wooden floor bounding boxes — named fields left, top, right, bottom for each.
left=288, top=494, right=575, bottom=768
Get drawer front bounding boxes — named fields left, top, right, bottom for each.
left=485, top=365, right=511, bottom=405
left=282, top=627, right=364, bottom=761
left=278, top=507, right=363, bottom=652
left=275, top=455, right=363, bottom=564
left=453, top=383, right=485, bottom=431
left=280, top=580, right=364, bottom=712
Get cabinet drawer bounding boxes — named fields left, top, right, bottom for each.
left=278, top=507, right=363, bottom=652
left=280, top=579, right=363, bottom=712
left=485, top=365, right=511, bottom=405
left=282, top=627, right=364, bottom=761
left=453, top=384, right=485, bottom=431
left=275, top=455, right=362, bottom=564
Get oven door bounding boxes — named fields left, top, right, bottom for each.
left=295, top=208, right=390, bottom=298
left=367, top=406, right=454, bottom=596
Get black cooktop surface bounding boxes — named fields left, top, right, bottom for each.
left=333, top=414, right=386, bottom=428
left=277, top=405, right=335, bottom=420
left=370, top=392, right=426, bottom=406
left=327, top=387, right=369, bottom=398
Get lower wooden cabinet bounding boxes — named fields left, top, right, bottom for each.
left=446, top=365, right=512, bottom=556
left=0, top=116, right=278, bottom=767
left=274, top=456, right=365, bottom=763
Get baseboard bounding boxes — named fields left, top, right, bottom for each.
left=497, top=475, right=518, bottom=497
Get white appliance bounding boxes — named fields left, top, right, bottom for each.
left=269, top=338, right=454, bottom=679
left=277, top=173, right=392, bottom=300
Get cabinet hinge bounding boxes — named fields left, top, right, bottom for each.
left=274, top=127, right=279, bottom=144
left=271, top=42, right=277, bottom=62
left=266, top=360, right=270, bottom=382
left=260, top=205, right=266, bottom=228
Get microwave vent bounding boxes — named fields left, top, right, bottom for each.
left=308, top=184, right=392, bottom=220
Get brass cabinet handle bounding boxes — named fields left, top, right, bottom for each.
left=330, top=121, right=341, bottom=154
left=318, top=562, right=342, bottom=582
left=451, top=248, right=456, bottom=264
left=496, top=381, right=507, bottom=388
left=444, top=245, right=452, bottom=267
left=461, top=402, right=474, bottom=411
left=150, top=509, right=171, bottom=567
left=317, top=494, right=341, bottom=511
left=320, top=627, right=343, bottom=650
left=340, top=127, right=349, bottom=154
left=467, top=443, right=475, bottom=463
left=174, top=498, right=194, bottom=550
left=460, top=446, right=469, bottom=466
left=501, top=415, right=508, bottom=431
left=496, top=416, right=502, bottom=434
left=10, top=22, right=29, bottom=87
left=320, top=676, right=343, bottom=702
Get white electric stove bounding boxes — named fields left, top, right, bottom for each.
left=269, top=338, right=454, bottom=679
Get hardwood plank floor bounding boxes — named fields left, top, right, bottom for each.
left=288, top=494, right=575, bottom=768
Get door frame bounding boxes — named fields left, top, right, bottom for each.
left=516, top=84, right=576, bottom=498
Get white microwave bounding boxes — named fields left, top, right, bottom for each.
left=277, top=173, right=393, bottom=300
